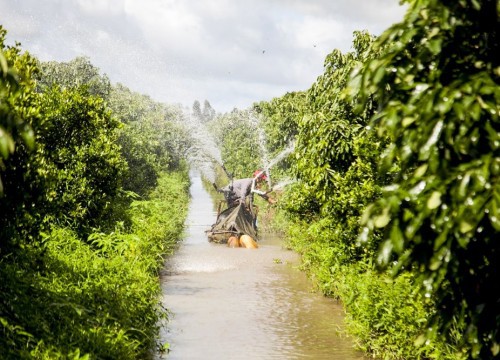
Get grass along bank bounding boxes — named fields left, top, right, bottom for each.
left=0, top=170, right=190, bottom=359
left=269, top=209, right=465, bottom=360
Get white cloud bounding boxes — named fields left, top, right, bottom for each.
left=293, top=16, right=346, bottom=49
left=0, top=0, right=407, bottom=112
left=76, top=0, right=126, bottom=16
left=125, top=0, right=202, bottom=48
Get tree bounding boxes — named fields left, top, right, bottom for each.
left=0, top=26, right=38, bottom=196
left=192, top=100, right=202, bottom=119
left=202, top=99, right=216, bottom=122
left=209, top=109, right=263, bottom=179
left=36, top=56, right=111, bottom=98
left=36, top=85, right=126, bottom=231
left=353, top=0, right=499, bottom=358
left=108, top=85, right=191, bottom=196
left=0, top=27, right=45, bottom=249
left=255, top=91, right=304, bottom=162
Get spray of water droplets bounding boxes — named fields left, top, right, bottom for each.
left=181, top=108, right=297, bottom=189
left=180, top=111, right=223, bottom=183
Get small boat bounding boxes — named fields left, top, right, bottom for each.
left=206, top=200, right=259, bottom=244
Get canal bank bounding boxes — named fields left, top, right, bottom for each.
left=157, top=172, right=366, bottom=359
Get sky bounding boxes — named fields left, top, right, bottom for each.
left=0, top=0, right=407, bottom=113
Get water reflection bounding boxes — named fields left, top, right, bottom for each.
left=157, top=173, right=367, bottom=359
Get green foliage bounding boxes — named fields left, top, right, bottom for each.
left=259, top=24, right=472, bottom=358
left=295, top=31, right=379, bottom=201
left=117, top=123, right=160, bottom=195
left=36, top=85, right=126, bottom=230
left=255, top=91, right=304, bottom=157
left=339, top=270, right=466, bottom=360
left=109, top=84, right=192, bottom=196
left=274, top=31, right=385, bottom=267
left=0, top=26, right=39, bottom=194
left=281, top=210, right=465, bottom=360
left=279, top=181, right=320, bottom=220
left=36, top=56, right=111, bottom=98
left=253, top=92, right=304, bottom=184
left=0, top=26, right=192, bottom=359
left=0, top=171, right=189, bottom=359
left=36, top=59, right=192, bottom=198
left=257, top=2, right=499, bottom=358
left=0, top=34, right=46, bottom=249
left=209, top=109, right=263, bottom=179
left=352, top=1, right=500, bottom=358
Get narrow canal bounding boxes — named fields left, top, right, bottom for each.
left=157, top=172, right=367, bottom=359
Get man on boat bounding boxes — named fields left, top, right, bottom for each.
left=219, top=170, right=275, bottom=208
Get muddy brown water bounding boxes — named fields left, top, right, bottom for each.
left=157, top=173, right=367, bottom=359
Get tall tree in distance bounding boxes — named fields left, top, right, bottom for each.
left=202, top=99, right=216, bottom=122
left=192, top=100, right=202, bottom=119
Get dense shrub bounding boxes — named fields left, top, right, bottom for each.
left=0, top=171, right=189, bottom=359
left=36, top=85, right=126, bottom=231
left=0, top=26, right=42, bottom=249
left=108, top=85, right=191, bottom=196
left=208, top=109, right=264, bottom=180
left=1, top=25, right=191, bottom=359
left=352, top=1, right=499, bottom=358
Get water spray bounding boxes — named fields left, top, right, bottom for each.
left=261, top=141, right=296, bottom=191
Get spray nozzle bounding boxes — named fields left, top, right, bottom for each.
left=221, top=163, right=233, bottom=180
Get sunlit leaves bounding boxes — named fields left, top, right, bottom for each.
left=35, top=85, right=126, bottom=229
left=36, top=56, right=112, bottom=98
left=0, top=26, right=39, bottom=195
left=209, top=109, right=264, bottom=179
left=108, top=85, right=191, bottom=196
left=296, top=31, right=379, bottom=206
left=354, top=0, right=500, bottom=358
left=0, top=25, right=194, bottom=359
